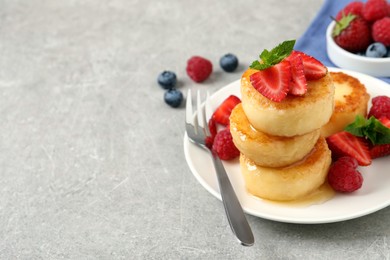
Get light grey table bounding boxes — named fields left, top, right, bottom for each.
left=1, top=0, right=389, bottom=259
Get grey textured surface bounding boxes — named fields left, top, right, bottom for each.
left=1, top=0, right=389, bottom=259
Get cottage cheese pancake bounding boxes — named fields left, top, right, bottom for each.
left=241, top=69, right=335, bottom=137
left=240, top=137, right=331, bottom=201
left=321, top=71, right=370, bottom=137
left=230, top=103, right=320, bottom=167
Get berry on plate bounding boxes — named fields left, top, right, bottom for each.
left=335, top=1, right=364, bottom=21
left=220, top=53, right=239, bottom=72
left=372, top=17, right=390, bottom=46
left=326, top=131, right=371, bottom=166
left=164, top=89, right=183, bottom=108
left=212, top=128, right=240, bottom=160
left=157, top=71, right=177, bottom=89
left=328, top=156, right=363, bottom=192
left=366, top=42, right=388, bottom=57
left=370, top=143, right=390, bottom=159
left=211, top=95, right=241, bottom=126
left=186, top=56, right=213, bottom=83
left=250, top=60, right=291, bottom=102
left=332, top=14, right=372, bottom=53
left=362, top=0, right=389, bottom=22
left=369, top=116, right=390, bottom=159
left=368, top=95, right=390, bottom=119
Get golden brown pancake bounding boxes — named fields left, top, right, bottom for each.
left=241, top=69, right=335, bottom=137
left=230, top=103, right=320, bottom=167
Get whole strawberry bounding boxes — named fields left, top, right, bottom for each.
left=186, top=56, right=213, bottom=83
left=328, top=156, right=363, bottom=193
left=335, top=1, right=364, bottom=21
left=332, top=14, right=372, bottom=53
left=372, top=17, right=390, bottom=46
left=362, top=0, right=389, bottom=22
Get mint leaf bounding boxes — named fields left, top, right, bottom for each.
left=250, top=60, right=271, bottom=70
left=249, top=40, right=296, bottom=70
left=345, top=115, right=390, bottom=145
left=344, top=115, right=366, bottom=137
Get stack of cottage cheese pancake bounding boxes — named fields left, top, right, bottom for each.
left=230, top=69, right=335, bottom=201
left=229, top=42, right=370, bottom=202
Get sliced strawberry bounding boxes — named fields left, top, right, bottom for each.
left=370, top=144, right=390, bottom=159
left=286, top=53, right=307, bottom=95
left=249, top=60, right=291, bottom=102
left=292, top=51, right=327, bottom=80
left=211, top=95, right=241, bottom=126
left=378, top=116, right=390, bottom=128
left=326, top=131, right=371, bottom=166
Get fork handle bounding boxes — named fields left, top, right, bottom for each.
left=211, top=152, right=254, bottom=246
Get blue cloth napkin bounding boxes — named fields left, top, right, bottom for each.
left=295, top=0, right=390, bottom=84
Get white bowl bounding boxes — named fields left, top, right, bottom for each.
left=326, top=21, right=390, bottom=77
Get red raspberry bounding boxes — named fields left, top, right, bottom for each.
left=368, top=96, right=390, bottom=119
left=328, top=157, right=363, bottom=192
left=362, top=0, right=389, bottom=22
left=335, top=1, right=364, bottom=21
left=332, top=14, right=372, bottom=53
left=212, top=128, right=239, bottom=160
left=186, top=56, right=213, bottom=82
left=372, top=17, right=390, bottom=46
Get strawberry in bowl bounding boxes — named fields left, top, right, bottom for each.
left=326, top=0, right=390, bottom=77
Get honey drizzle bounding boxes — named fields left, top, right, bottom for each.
left=261, top=182, right=335, bottom=208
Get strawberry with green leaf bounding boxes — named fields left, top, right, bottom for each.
left=250, top=40, right=296, bottom=71
left=366, top=116, right=390, bottom=159
left=249, top=40, right=296, bottom=102
left=344, top=115, right=390, bottom=145
left=249, top=40, right=327, bottom=102
left=328, top=114, right=390, bottom=163
left=355, top=117, right=390, bottom=159
left=332, top=14, right=372, bottom=53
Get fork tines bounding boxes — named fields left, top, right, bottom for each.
left=186, top=89, right=211, bottom=137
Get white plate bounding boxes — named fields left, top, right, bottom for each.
left=184, top=68, right=390, bottom=224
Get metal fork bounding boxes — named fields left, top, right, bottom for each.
left=185, top=90, right=254, bottom=247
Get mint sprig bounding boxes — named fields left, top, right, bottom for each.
left=250, top=40, right=296, bottom=70
left=345, top=115, right=390, bottom=145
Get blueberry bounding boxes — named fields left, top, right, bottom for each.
left=164, top=89, right=183, bottom=108
left=220, top=53, right=239, bottom=72
left=158, top=71, right=177, bottom=89
left=365, top=42, right=387, bottom=58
